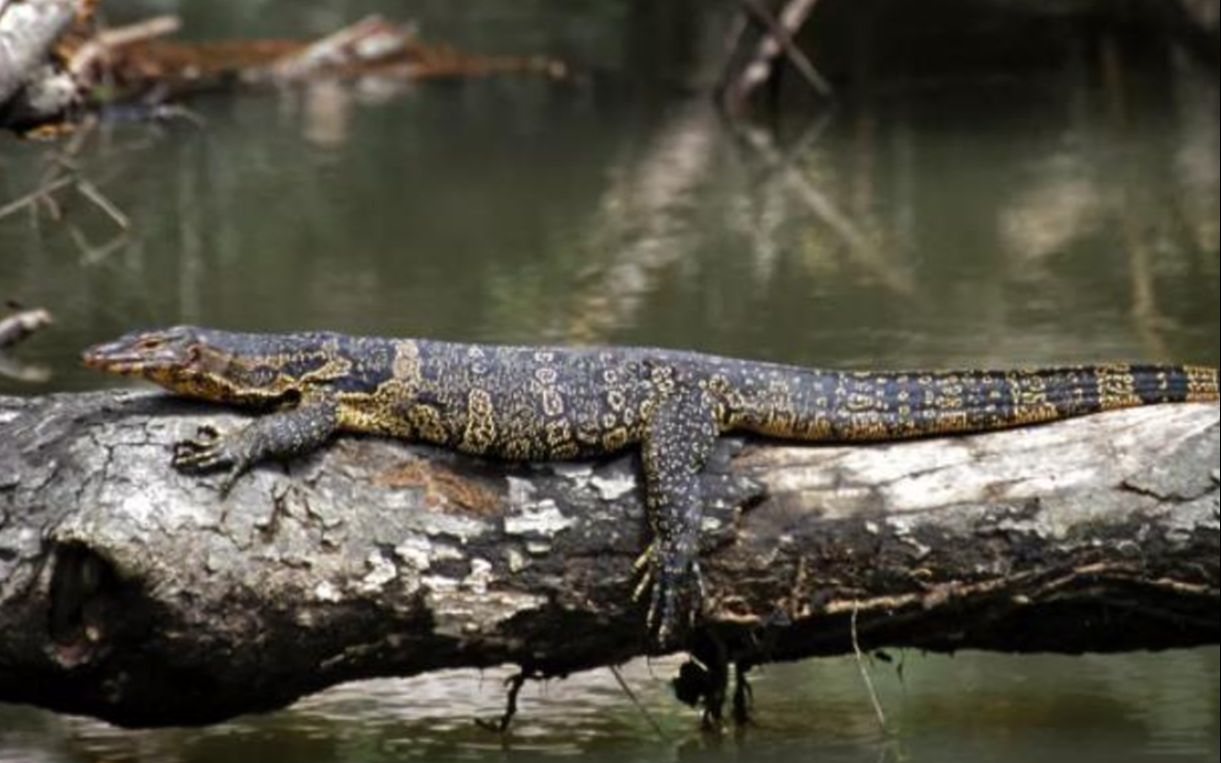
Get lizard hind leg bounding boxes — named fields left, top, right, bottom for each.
left=639, top=390, right=720, bottom=648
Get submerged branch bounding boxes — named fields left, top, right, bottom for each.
left=0, top=391, right=1217, bottom=727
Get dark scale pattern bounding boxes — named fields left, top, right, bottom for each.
left=82, top=326, right=1221, bottom=645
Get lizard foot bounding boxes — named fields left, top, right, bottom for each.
left=172, top=424, right=248, bottom=495
left=633, top=544, right=704, bottom=649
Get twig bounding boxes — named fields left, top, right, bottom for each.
left=739, top=0, right=832, bottom=97
left=68, top=15, right=182, bottom=79
left=737, top=124, right=870, bottom=251
left=720, top=0, right=824, bottom=114
left=0, top=175, right=75, bottom=221
left=474, top=670, right=527, bottom=733
left=76, top=178, right=130, bottom=230
left=851, top=601, right=887, bottom=732
left=71, top=224, right=129, bottom=266
left=265, top=15, right=407, bottom=82
left=37, top=189, right=62, bottom=221
left=4, top=114, right=99, bottom=225
left=152, top=104, right=207, bottom=129
left=608, top=664, right=668, bottom=741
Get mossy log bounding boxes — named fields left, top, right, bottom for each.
left=0, top=391, right=1217, bottom=727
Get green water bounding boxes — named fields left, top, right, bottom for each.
left=1, top=2, right=1218, bottom=761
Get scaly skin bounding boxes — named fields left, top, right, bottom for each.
left=82, top=327, right=1221, bottom=646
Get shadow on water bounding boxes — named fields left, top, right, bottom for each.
left=0, top=651, right=1217, bottom=762
left=1, top=1, right=1218, bottom=761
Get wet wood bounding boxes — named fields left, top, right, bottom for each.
left=0, top=307, right=53, bottom=349
left=66, top=14, right=180, bottom=81
left=107, top=28, right=562, bottom=97
left=0, top=390, right=1216, bottom=727
left=3, top=5, right=563, bottom=131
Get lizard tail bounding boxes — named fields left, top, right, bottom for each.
left=732, top=363, right=1219, bottom=442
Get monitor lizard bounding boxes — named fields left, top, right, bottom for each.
left=82, top=326, right=1221, bottom=646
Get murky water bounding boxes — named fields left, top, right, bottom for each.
left=2, top=2, right=1218, bottom=761
left=1, top=650, right=1218, bottom=763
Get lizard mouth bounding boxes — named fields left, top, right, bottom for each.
left=81, top=340, right=176, bottom=376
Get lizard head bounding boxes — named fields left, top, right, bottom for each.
left=82, top=326, right=306, bottom=405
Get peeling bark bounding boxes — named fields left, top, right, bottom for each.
left=0, top=391, right=1217, bottom=727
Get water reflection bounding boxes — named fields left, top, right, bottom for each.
left=2, top=43, right=1217, bottom=393
left=2, top=650, right=1217, bottom=762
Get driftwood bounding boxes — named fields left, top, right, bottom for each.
left=0, top=307, right=53, bottom=349
left=0, top=390, right=1217, bottom=727
left=1, top=4, right=565, bottom=132
left=0, top=0, right=90, bottom=129
left=0, top=0, right=78, bottom=106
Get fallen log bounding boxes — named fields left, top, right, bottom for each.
left=2, top=4, right=564, bottom=132
left=0, top=390, right=1217, bottom=727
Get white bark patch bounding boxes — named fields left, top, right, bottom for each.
left=506, top=548, right=527, bottom=572
left=503, top=477, right=574, bottom=536
left=505, top=476, right=536, bottom=505
left=504, top=502, right=572, bottom=536
left=358, top=550, right=398, bottom=592
left=421, top=574, right=459, bottom=594
left=314, top=581, right=341, bottom=602
left=411, top=512, right=488, bottom=543
left=428, top=590, right=547, bottom=639
left=755, top=405, right=1219, bottom=518
left=117, top=491, right=158, bottom=525
left=591, top=472, right=636, bottom=500
left=551, top=463, right=593, bottom=481
left=463, top=558, right=493, bottom=595
left=393, top=536, right=432, bottom=571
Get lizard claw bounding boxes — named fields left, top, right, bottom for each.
left=632, top=543, right=656, bottom=601
left=172, top=425, right=247, bottom=495
left=172, top=429, right=234, bottom=472
left=632, top=544, right=703, bottom=649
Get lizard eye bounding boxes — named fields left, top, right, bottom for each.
left=137, top=337, right=164, bottom=350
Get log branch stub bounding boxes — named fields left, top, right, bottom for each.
left=0, top=0, right=79, bottom=116
left=0, top=390, right=1217, bottom=727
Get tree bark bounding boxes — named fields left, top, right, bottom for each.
left=0, top=390, right=1217, bottom=727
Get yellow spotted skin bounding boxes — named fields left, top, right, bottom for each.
left=82, top=326, right=1221, bottom=646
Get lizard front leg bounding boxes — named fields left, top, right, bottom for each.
left=172, top=396, right=339, bottom=494
left=638, top=389, right=719, bottom=648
